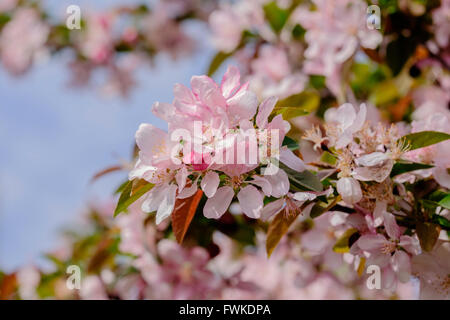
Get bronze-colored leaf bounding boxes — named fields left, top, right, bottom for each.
left=172, top=190, right=203, bottom=244
left=416, top=222, right=440, bottom=252
left=266, top=208, right=301, bottom=257
left=90, top=165, right=122, bottom=183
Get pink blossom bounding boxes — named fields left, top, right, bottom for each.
left=0, top=8, right=49, bottom=75
left=412, top=241, right=450, bottom=299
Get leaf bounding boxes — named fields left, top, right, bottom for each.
left=416, top=222, right=440, bottom=252
left=263, top=1, right=289, bottom=33
left=114, top=179, right=154, bottom=217
left=272, top=91, right=320, bottom=120
left=320, top=151, right=337, bottom=165
left=333, top=228, right=358, bottom=253
left=282, top=136, right=299, bottom=151
left=390, top=161, right=434, bottom=177
left=0, top=273, right=17, bottom=300
left=438, top=194, right=450, bottom=210
left=90, top=165, right=122, bottom=182
left=431, top=214, right=450, bottom=230
left=399, top=131, right=450, bottom=151
left=309, top=195, right=342, bottom=219
left=207, top=51, right=232, bottom=77
left=266, top=209, right=301, bottom=257
left=386, top=36, right=416, bottom=76
left=285, top=168, right=323, bottom=192
left=172, top=190, right=204, bottom=244
left=369, top=80, right=399, bottom=106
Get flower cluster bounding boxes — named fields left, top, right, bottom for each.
left=131, top=66, right=306, bottom=222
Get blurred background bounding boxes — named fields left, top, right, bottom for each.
left=0, top=0, right=216, bottom=271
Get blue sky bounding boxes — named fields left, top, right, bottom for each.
left=0, top=0, right=221, bottom=271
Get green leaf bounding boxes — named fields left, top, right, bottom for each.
left=114, top=180, right=154, bottom=217
left=272, top=91, right=320, bottom=120
left=390, top=161, right=434, bottom=177
left=282, top=136, right=299, bottom=151
left=263, top=1, right=289, bottom=33
left=309, top=195, right=342, bottom=219
left=369, top=80, right=399, bottom=106
left=281, top=164, right=323, bottom=192
left=207, top=51, right=232, bottom=77
left=432, top=214, right=450, bottom=230
left=438, top=194, right=450, bottom=210
left=320, top=151, right=337, bottom=165
left=399, top=131, right=450, bottom=150
left=333, top=228, right=358, bottom=253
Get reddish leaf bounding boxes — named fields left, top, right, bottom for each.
left=266, top=208, right=302, bottom=257
left=0, top=273, right=17, bottom=300
left=90, top=165, right=122, bottom=183
left=172, top=190, right=203, bottom=244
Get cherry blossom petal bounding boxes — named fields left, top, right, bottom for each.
left=220, top=65, right=241, bottom=99
left=336, top=177, right=362, bottom=204
left=399, top=235, right=420, bottom=255
left=357, top=234, right=387, bottom=251
left=203, top=186, right=234, bottom=219
left=264, top=169, right=289, bottom=197
left=227, top=89, right=258, bottom=123
left=261, top=199, right=285, bottom=221
left=383, top=211, right=401, bottom=240
left=141, top=184, right=167, bottom=213
left=279, top=146, right=306, bottom=172
left=373, top=200, right=386, bottom=227
left=177, top=177, right=199, bottom=199
left=433, top=166, right=450, bottom=188
left=155, top=184, right=178, bottom=224
left=256, top=96, right=277, bottom=128
left=391, top=250, right=411, bottom=283
left=248, top=175, right=272, bottom=196
left=237, top=185, right=264, bottom=219
left=175, top=166, right=188, bottom=192
left=135, top=123, right=167, bottom=155
left=201, top=171, right=220, bottom=198
left=152, top=102, right=174, bottom=122
left=355, top=152, right=390, bottom=167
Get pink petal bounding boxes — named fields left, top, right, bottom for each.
left=279, top=146, right=306, bottom=172
left=383, top=211, right=401, bottom=240
left=155, top=184, right=177, bottom=224
left=433, top=166, right=450, bottom=188
left=336, top=177, right=362, bottom=204
left=201, top=171, right=220, bottom=198
left=391, top=250, right=411, bottom=283
left=220, top=65, right=241, bottom=99
left=256, top=96, right=278, bottom=128
left=173, top=83, right=195, bottom=103
left=399, top=235, right=420, bottom=255
left=191, top=75, right=227, bottom=108
left=264, top=169, right=289, bottom=197
left=177, top=177, right=199, bottom=199
left=357, top=234, right=387, bottom=251
left=237, top=185, right=264, bottom=219
left=175, top=166, right=188, bottom=192
left=355, top=152, right=390, bottom=167
left=203, top=186, right=234, bottom=219
left=152, top=102, right=174, bottom=122
left=248, top=176, right=272, bottom=196
left=373, top=200, right=386, bottom=227
left=261, top=199, right=285, bottom=221
left=135, top=123, right=167, bottom=155
left=227, top=89, right=258, bottom=123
